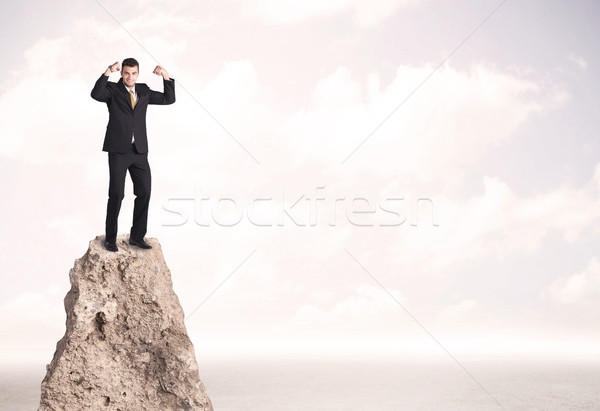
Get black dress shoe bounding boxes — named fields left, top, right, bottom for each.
left=104, top=240, right=118, bottom=252
left=129, top=238, right=152, bottom=249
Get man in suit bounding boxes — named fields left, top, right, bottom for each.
left=91, top=58, right=175, bottom=252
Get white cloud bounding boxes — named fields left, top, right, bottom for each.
left=386, top=163, right=600, bottom=274
left=436, top=299, right=479, bottom=324
left=288, top=283, right=407, bottom=335
left=546, top=257, right=600, bottom=304
left=0, top=288, right=66, bottom=347
left=279, top=63, right=544, bottom=181
left=243, top=0, right=417, bottom=27
left=568, top=53, right=588, bottom=69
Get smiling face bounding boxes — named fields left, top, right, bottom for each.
left=121, top=64, right=139, bottom=88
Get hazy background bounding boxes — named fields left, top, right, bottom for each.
left=1, top=0, right=599, bottom=372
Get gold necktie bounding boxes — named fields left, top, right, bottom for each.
left=129, top=90, right=135, bottom=109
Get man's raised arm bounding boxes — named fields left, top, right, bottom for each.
left=148, top=65, right=175, bottom=105
left=91, top=61, right=120, bottom=102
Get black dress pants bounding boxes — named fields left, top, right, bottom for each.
left=105, top=143, right=151, bottom=244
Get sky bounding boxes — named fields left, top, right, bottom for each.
left=1, top=0, right=599, bottom=364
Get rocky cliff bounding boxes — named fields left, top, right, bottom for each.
left=39, top=235, right=213, bottom=411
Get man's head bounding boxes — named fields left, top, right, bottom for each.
left=121, top=58, right=139, bottom=88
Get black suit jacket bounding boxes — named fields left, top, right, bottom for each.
left=91, top=74, right=175, bottom=153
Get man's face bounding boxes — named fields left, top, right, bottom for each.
left=121, top=65, right=139, bottom=88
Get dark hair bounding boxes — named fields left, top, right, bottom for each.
left=122, top=57, right=139, bottom=70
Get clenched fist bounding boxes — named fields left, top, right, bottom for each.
left=104, top=61, right=120, bottom=76
left=153, top=65, right=170, bottom=81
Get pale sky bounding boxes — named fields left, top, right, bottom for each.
left=1, top=0, right=599, bottom=363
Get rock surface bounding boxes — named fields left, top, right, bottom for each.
left=39, top=235, right=213, bottom=411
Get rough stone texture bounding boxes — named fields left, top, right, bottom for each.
left=39, top=235, right=213, bottom=411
